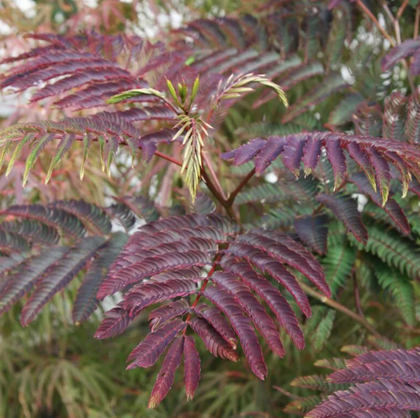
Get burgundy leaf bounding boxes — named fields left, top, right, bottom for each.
left=194, top=304, right=237, bottom=348
left=149, top=300, right=190, bottom=331
left=94, top=306, right=133, bottom=339
left=227, top=243, right=311, bottom=317
left=302, top=136, right=323, bottom=175
left=221, top=256, right=305, bottom=350
left=4, top=59, right=120, bottom=91
left=183, top=335, right=201, bottom=401
left=0, top=247, right=67, bottom=316
left=203, top=286, right=267, bottom=380
left=21, top=236, right=105, bottom=326
left=281, top=135, right=305, bottom=176
left=236, top=230, right=330, bottom=297
left=366, top=148, right=391, bottom=205
left=189, top=316, right=239, bottom=361
left=55, top=79, right=141, bottom=109
left=346, top=142, right=377, bottom=190
left=98, top=250, right=212, bottom=299
left=326, top=139, right=347, bottom=190
left=254, top=136, right=287, bottom=174
left=73, top=232, right=128, bottom=325
left=148, top=337, right=184, bottom=409
left=294, top=214, right=329, bottom=255
left=127, top=319, right=186, bottom=368
left=221, top=137, right=266, bottom=165
left=211, top=271, right=285, bottom=357
left=317, top=193, right=368, bottom=244
left=122, top=279, right=198, bottom=315
left=381, top=38, right=420, bottom=71
left=351, top=173, right=410, bottom=234
left=31, top=69, right=137, bottom=102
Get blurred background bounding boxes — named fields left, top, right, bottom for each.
left=1, top=1, right=420, bottom=417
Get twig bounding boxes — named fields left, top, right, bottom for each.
left=415, top=5, right=420, bottom=39
left=352, top=272, right=364, bottom=318
left=154, top=150, right=182, bottom=167
left=356, top=0, right=395, bottom=46
left=396, top=0, right=410, bottom=20
left=201, top=167, right=237, bottom=220
left=202, top=150, right=227, bottom=200
left=382, top=2, right=402, bottom=44
left=227, top=168, right=256, bottom=206
left=299, top=282, right=382, bottom=339
left=382, top=1, right=415, bottom=92
left=273, top=386, right=302, bottom=400
left=183, top=253, right=222, bottom=332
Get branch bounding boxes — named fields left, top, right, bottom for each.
left=352, top=273, right=364, bottom=318
left=202, top=150, right=227, bottom=200
left=154, top=150, right=182, bottom=167
left=227, top=168, right=256, bottom=206
left=396, top=0, right=410, bottom=19
left=356, top=0, right=395, bottom=46
left=299, top=282, right=382, bottom=339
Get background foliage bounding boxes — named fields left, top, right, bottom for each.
left=1, top=0, right=420, bottom=417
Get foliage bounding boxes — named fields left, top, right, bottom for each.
left=2, top=0, right=420, bottom=416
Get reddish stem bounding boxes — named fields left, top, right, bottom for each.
left=154, top=150, right=182, bottom=167
left=183, top=253, right=222, bottom=333
left=227, top=168, right=256, bottom=206
left=396, top=0, right=410, bottom=19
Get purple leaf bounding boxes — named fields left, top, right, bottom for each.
left=317, top=193, right=368, bottom=244
left=203, top=285, right=267, bottom=380
left=294, top=214, right=329, bottom=255
left=148, top=337, right=184, bottom=408
left=326, top=139, right=347, bottom=190
left=221, top=256, right=305, bottom=350
left=122, top=279, right=198, bottom=316
left=302, top=136, right=323, bottom=175
left=226, top=243, right=312, bottom=317
left=127, top=319, right=186, bottom=368
left=21, top=236, right=105, bottom=326
left=72, top=232, right=128, bottom=325
left=189, top=316, right=239, bottom=361
left=382, top=38, right=420, bottom=71
left=211, top=271, right=285, bottom=357
left=281, top=135, right=305, bottom=176
left=94, top=306, right=133, bottom=339
left=0, top=247, right=67, bottom=316
left=351, top=173, right=410, bottom=234
left=183, top=335, right=201, bottom=401
left=149, top=300, right=190, bottom=332
left=193, top=304, right=237, bottom=348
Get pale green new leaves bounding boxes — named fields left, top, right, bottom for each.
left=172, top=114, right=211, bottom=202
left=107, top=88, right=166, bottom=104
left=212, top=73, right=288, bottom=109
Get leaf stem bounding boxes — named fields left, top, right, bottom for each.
left=154, top=150, right=182, bottom=166
left=202, top=150, right=227, bottom=200
left=227, top=168, right=256, bottom=206
left=183, top=253, right=222, bottom=332
left=299, top=282, right=382, bottom=339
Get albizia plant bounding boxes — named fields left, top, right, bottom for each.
left=1, top=0, right=420, bottom=413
